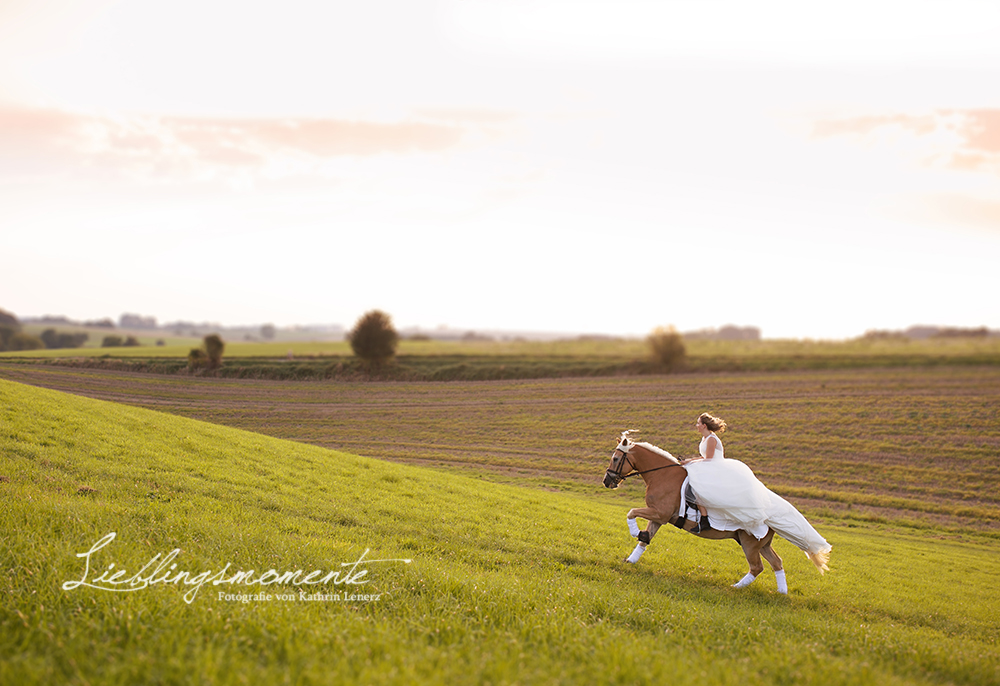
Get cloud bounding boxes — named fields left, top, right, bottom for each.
left=0, top=106, right=87, bottom=161
left=165, top=117, right=464, bottom=158
left=959, top=109, right=1000, bottom=154
left=413, top=108, right=518, bottom=124
left=0, top=105, right=466, bottom=182
left=810, top=114, right=939, bottom=138
left=811, top=109, right=1000, bottom=232
left=915, top=193, right=1000, bottom=232
left=811, top=109, right=1000, bottom=175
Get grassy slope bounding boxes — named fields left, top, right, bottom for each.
left=2, top=379, right=998, bottom=685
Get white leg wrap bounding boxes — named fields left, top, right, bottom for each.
left=775, top=569, right=788, bottom=594
left=732, top=572, right=757, bottom=589
left=627, top=517, right=640, bottom=538
left=626, top=543, right=645, bottom=564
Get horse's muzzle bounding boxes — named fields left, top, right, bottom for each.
left=603, top=470, right=622, bottom=489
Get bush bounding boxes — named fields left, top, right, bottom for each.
left=7, top=332, right=45, bottom=351
left=204, top=334, right=225, bottom=369
left=260, top=324, right=276, bottom=340
left=40, top=329, right=89, bottom=349
left=124, top=336, right=141, bottom=347
left=647, top=326, right=686, bottom=371
left=188, top=348, right=208, bottom=372
left=40, top=329, right=58, bottom=348
left=348, top=310, right=399, bottom=366
left=102, top=336, right=124, bottom=348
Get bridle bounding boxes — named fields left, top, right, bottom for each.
left=605, top=440, right=683, bottom=486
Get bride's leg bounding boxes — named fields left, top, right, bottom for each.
left=692, top=505, right=713, bottom=533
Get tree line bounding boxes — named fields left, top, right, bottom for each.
left=4, top=305, right=689, bottom=373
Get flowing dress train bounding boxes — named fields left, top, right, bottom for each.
left=686, top=433, right=831, bottom=567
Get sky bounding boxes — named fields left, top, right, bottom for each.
left=1, top=0, right=999, bottom=339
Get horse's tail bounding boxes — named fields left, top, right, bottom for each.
left=804, top=547, right=831, bottom=575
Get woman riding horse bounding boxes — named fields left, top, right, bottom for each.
left=603, top=429, right=830, bottom=593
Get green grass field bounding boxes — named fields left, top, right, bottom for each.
left=5, top=334, right=1000, bottom=360
left=2, top=379, right=999, bottom=685
left=4, top=336, right=1000, bottom=382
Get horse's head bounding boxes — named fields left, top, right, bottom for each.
left=603, top=431, right=635, bottom=489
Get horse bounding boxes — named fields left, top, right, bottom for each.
left=602, top=431, right=830, bottom=593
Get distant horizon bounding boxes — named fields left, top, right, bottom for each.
left=9, top=308, right=997, bottom=342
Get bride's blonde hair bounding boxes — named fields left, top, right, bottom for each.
left=698, top=412, right=727, bottom=433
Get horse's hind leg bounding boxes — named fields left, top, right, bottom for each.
left=760, top=540, right=787, bottom=594
left=732, top=531, right=765, bottom=589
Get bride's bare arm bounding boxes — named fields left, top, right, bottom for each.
left=703, top=436, right=718, bottom=459
left=682, top=436, right=717, bottom=465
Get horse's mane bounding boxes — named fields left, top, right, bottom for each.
left=633, top=441, right=679, bottom=464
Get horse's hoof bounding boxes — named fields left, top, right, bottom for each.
left=637, top=530, right=650, bottom=544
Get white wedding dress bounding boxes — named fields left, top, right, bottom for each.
left=686, top=433, right=831, bottom=565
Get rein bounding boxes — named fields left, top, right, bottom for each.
left=609, top=448, right=684, bottom=482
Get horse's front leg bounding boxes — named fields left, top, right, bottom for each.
left=625, top=508, right=667, bottom=564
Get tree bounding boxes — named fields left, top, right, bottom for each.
left=0, top=308, right=19, bottom=351
left=260, top=323, right=276, bottom=340
left=647, top=326, right=686, bottom=371
left=204, top=334, right=225, bottom=369
left=63, top=332, right=87, bottom=348
left=119, top=313, right=157, bottom=329
left=0, top=308, right=19, bottom=329
left=84, top=318, right=115, bottom=328
left=348, top=310, right=399, bottom=366
left=102, top=335, right=124, bottom=347
left=0, top=326, right=15, bottom=351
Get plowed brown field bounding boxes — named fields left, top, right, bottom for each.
left=3, top=362, right=997, bottom=531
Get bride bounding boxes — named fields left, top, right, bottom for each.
left=683, top=412, right=831, bottom=561
left=682, top=413, right=771, bottom=537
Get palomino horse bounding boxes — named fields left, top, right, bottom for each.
left=603, top=431, right=824, bottom=593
